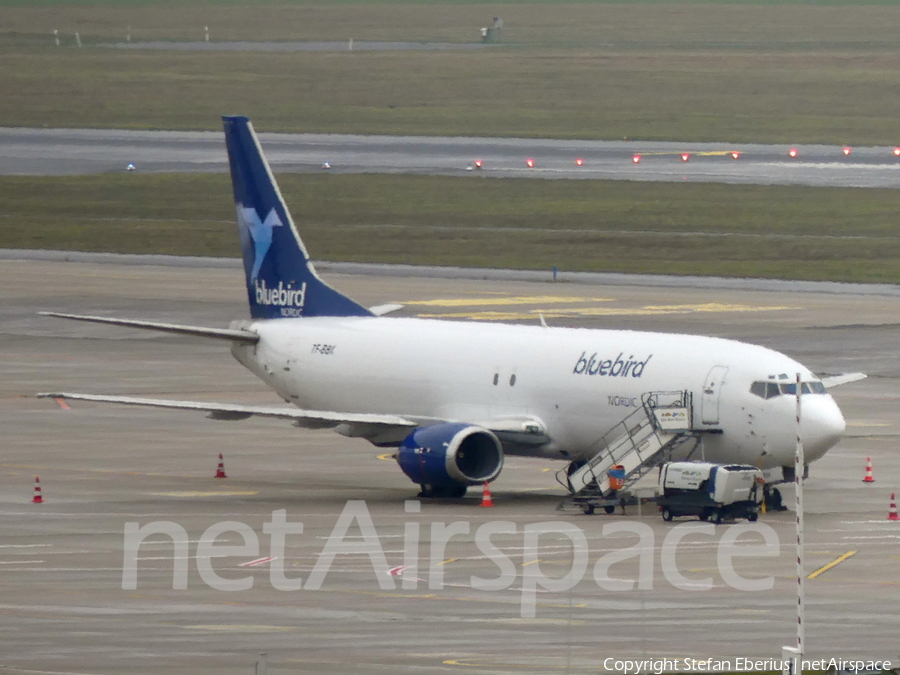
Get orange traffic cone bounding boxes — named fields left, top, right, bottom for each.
left=888, top=493, right=899, bottom=522
left=214, top=453, right=227, bottom=479
left=863, top=457, right=875, bottom=483
left=32, top=476, right=43, bottom=504
left=480, top=481, right=494, bottom=508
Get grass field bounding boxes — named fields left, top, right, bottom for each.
left=3, top=172, right=899, bottom=283
left=1, top=3, right=900, bottom=142
left=1, top=1, right=897, bottom=284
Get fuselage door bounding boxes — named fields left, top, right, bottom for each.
left=700, top=365, right=729, bottom=425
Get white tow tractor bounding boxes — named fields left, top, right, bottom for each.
left=657, top=461, right=763, bottom=524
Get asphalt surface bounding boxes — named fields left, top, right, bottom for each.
left=1, top=256, right=898, bottom=674
left=2, top=127, right=900, bottom=187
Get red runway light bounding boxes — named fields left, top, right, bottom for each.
left=842, top=147, right=852, bottom=156
left=575, top=157, right=584, bottom=166
left=681, top=153, right=690, bottom=162
left=730, top=151, right=741, bottom=160
left=632, top=154, right=641, bottom=164
left=526, top=157, right=535, bottom=168
left=474, top=159, right=483, bottom=169
left=788, top=148, right=798, bottom=158
left=894, top=147, right=900, bottom=157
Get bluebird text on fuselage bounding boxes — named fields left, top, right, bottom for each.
left=573, top=352, right=652, bottom=378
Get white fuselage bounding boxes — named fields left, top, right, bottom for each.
left=231, top=317, right=846, bottom=469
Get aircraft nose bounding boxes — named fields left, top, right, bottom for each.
left=800, top=396, right=846, bottom=460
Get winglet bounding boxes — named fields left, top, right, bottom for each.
left=820, top=372, right=867, bottom=388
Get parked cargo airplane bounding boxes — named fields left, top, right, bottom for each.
left=39, top=116, right=863, bottom=498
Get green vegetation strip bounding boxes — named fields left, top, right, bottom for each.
left=3, top=172, right=899, bottom=283
left=1, top=3, right=900, bottom=142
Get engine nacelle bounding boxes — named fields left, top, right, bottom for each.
left=396, top=423, right=504, bottom=496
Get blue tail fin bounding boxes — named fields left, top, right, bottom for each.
left=222, top=115, right=373, bottom=320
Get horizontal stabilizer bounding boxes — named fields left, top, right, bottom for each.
left=36, top=392, right=419, bottom=428
left=368, top=303, right=404, bottom=316
left=820, top=372, right=867, bottom=388
left=39, top=312, right=259, bottom=344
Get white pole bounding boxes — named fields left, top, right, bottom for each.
left=75, top=32, right=82, bottom=48
left=349, top=37, right=353, bottom=51
left=204, top=26, right=210, bottom=42
left=794, top=372, right=805, bottom=665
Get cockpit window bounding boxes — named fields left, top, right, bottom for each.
left=750, top=380, right=827, bottom=399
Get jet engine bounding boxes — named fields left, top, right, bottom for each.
left=396, top=422, right=504, bottom=498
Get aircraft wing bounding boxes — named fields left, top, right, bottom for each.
left=821, top=372, right=867, bottom=388
left=36, top=392, right=421, bottom=427
left=39, top=312, right=259, bottom=344
left=36, top=392, right=552, bottom=448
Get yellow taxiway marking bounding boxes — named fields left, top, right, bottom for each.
left=521, top=559, right=542, bottom=567
left=807, top=550, right=857, bottom=579
left=418, top=303, right=798, bottom=322
left=151, top=491, right=258, bottom=497
left=376, top=453, right=395, bottom=461
left=401, top=296, right=612, bottom=307
left=438, top=558, right=458, bottom=566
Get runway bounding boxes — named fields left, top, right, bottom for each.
left=2, top=127, right=900, bottom=187
left=1, top=255, right=898, bottom=673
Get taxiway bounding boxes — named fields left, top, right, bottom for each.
left=2, top=127, right=899, bottom=187
left=0, top=256, right=897, bottom=673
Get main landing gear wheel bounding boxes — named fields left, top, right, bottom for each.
left=418, top=485, right=468, bottom=498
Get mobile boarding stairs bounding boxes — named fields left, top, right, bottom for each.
left=556, top=391, right=703, bottom=515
